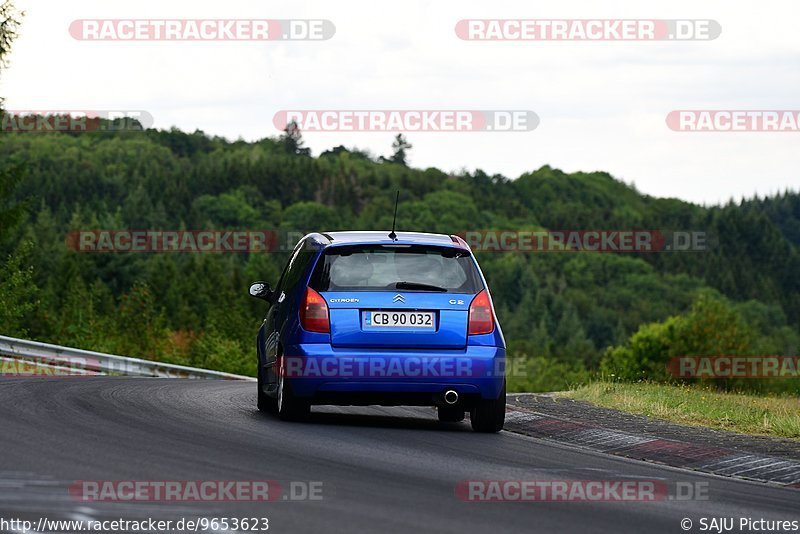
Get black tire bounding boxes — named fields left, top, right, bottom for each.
left=438, top=406, right=466, bottom=422
left=470, top=381, right=506, bottom=433
left=257, top=362, right=276, bottom=413
left=276, top=363, right=310, bottom=421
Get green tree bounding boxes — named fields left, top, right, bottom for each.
left=0, top=116, right=798, bottom=388
left=0, top=1, right=23, bottom=72
left=0, top=242, right=37, bottom=336
left=281, top=201, right=344, bottom=232
left=385, top=133, right=412, bottom=166
left=279, top=121, right=311, bottom=156
left=0, top=159, right=25, bottom=240
left=601, top=292, right=757, bottom=382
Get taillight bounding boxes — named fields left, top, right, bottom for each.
left=468, top=289, right=494, bottom=335
left=300, top=287, right=330, bottom=333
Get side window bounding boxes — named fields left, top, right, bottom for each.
left=273, top=260, right=291, bottom=297
left=282, top=248, right=316, bottom=295
left=274, top=240, right=303, bottom=296
left=275, top=239, right=316, bottom=298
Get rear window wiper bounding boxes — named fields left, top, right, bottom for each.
left=394, top=281, right=448, bottom=292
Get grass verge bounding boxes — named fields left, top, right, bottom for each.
left=562, top=381, right=800, bottom=439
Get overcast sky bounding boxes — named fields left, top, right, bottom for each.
left=2, top=0, right=799, bottom=205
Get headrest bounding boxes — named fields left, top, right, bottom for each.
left=330, top=254, right=374, bottom=287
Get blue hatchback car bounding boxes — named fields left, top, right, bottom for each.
left=249, top=231, right=506, bottom=432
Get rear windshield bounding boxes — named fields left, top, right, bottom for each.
left=309, top=245, right=482, bottom=294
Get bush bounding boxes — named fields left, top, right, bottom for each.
left=599, top=291, right=800, bottom=394
left=189, top=331, right=255, bottom=377
left=507, top=354, right=591, bottom=393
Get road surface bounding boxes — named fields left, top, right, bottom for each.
left=0, top=378, right=797, bottom=533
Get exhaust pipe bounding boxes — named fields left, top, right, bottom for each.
left=444, top=390, right=459, bottom=405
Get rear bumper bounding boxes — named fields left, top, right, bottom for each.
left=282, top=343, right=505, bottom=403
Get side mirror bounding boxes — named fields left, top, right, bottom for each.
left=249, top=281, right=273, bottom=302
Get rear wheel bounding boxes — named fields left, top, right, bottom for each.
left=438, top=406, right=465, bottom=422
left=257, top=362, right=276, bottom=413
left=470, top=381, right=506, bottom=433
left=276, top=359, right=310, bottom=421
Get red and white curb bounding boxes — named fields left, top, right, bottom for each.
left=504, top=407, right=800, bottom=488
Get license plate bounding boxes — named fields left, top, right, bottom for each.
left=363, top=310, right=435, bottom=329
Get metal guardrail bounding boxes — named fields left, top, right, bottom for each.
left=0, top=335, right=254, bottom=380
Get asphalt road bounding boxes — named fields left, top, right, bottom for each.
left=0, top=377, right=797, bottom=534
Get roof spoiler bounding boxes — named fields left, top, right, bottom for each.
left=450, top=234, right=471, bottom=251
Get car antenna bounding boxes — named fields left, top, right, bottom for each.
left=388, top=190, right=400, bottom=241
